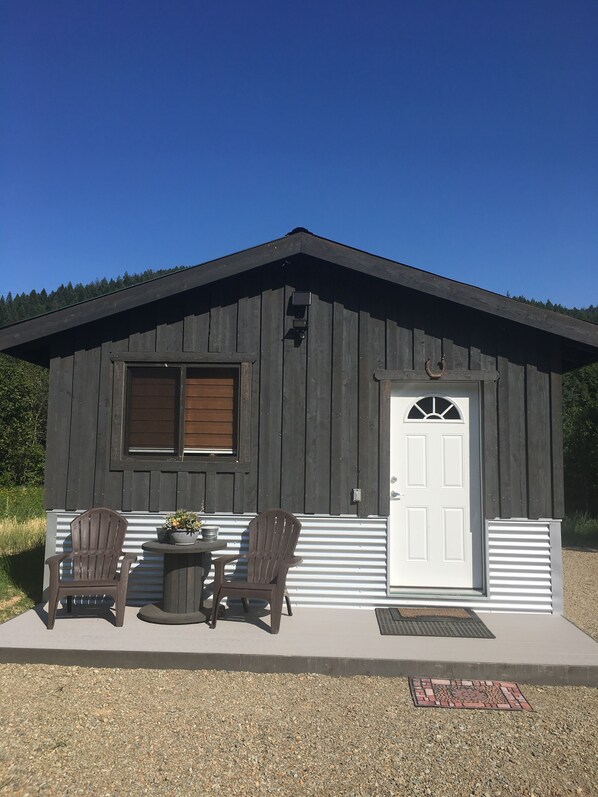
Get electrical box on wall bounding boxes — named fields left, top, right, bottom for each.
left=351, top=488, right=362, bottom=503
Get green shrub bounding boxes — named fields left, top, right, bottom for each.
left=561, top=512, right=598, bottom=547
left=0, top=355, right=48, bottom=487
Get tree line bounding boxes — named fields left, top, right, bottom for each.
left=0, top=276, right=597, bottom=515
left=0, top=268, right=183, bottom=327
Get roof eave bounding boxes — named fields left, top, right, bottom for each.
left=300, top=235, right=598, bottom=352
left=0, top=234, right=301, bottom=357
left=1, top=230, right=597, bottom=363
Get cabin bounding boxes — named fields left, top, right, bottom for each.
left=1, top=229, right=597, bottom=614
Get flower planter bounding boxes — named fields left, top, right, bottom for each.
left=169, top=530, right=201, bottom=545
left=161, top=509, right=203, bottom=545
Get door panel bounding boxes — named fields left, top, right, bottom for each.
left=406, top=436, right=427, bottom=487
left=442, top=436, right=463, bottom=488
left=443, top=507, right=465, bottom=561
left=406, top=507, right=428, bottom=560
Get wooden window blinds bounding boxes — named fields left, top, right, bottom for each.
left=126, top=366, right=238, bottom=456
left=184, top=368, right=237, bottom=454
left=127, top=368, right=178, bottom=453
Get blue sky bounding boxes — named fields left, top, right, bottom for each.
left=1, top=0, right=597, bottom=306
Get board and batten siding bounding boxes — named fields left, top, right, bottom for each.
left=46, top=512, right=560, bottom=614
left=44, top=256, right=565, bottom=521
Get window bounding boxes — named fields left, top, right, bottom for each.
left=407, top=396, right=462, bottom=421
left=110, top=353, right=254, bottom=471
left=126, top=365, right=239, bottom=457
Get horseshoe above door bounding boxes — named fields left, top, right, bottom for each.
left=424, top=354, right=445, bottom=379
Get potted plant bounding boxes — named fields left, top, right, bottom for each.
left=161, top=509, right=202, bottom=545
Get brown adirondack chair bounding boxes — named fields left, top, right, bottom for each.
left=210, top=509, right=302, bottom=634
left=45, top=508, right=137, bottom=629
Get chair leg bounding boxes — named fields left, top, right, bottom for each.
left=66, top=595, right=73, bottom=614
left=210, top=589, right=223, bottom=628
left=116, top=564, right=135, bottom=627
left=270, top=595, right=283, bottom=634
left=241, top=597, right=249, bottom=613
left=284, top=591, right=292, bottom=616
left=47, top=587, right=60, bottom=630
left=115, top=592, right=126, bottom=627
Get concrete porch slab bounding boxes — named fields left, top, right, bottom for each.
left=1, top=605, right=597, bottom=686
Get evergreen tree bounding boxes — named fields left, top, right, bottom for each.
left=0, top=355, right=48, bottom=486
left=563, top=364, right=598, bottom=514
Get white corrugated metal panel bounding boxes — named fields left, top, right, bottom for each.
left=51, top=512, right=556, bottom=613
left=486, top=520, right=553, bottom=613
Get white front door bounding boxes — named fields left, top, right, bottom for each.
left=389, top=383, right=482, bottom=590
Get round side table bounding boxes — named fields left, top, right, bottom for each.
left=138, top=539, right=227, bottom=625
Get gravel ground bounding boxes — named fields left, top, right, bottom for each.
left=1, top=549, right=597, bottom=797
left=562, top=548, right=598, bottom=642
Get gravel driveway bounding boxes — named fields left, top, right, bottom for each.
left=1, top=549, right=597, bottom=797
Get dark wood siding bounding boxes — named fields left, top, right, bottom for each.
left=44, top=255, right=566, bottom=520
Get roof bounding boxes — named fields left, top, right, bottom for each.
left=1, top=229, right=597, bottom=368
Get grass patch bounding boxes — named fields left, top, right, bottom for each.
left=562, top=512, right=598, bottom=548
left=0, top=485, right=44, bottom=521
left=0, top=487, right=45, bottom=622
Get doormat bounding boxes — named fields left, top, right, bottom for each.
left=409, top=677, right=533, bottom=711
left=374, top=607, right=495, bottom=638
left=393, top=606, right=473, bottom=620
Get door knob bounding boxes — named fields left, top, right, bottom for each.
left=390, top=490, right=402, bottom=499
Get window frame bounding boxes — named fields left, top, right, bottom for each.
left=110, top=352, right=255, bottom=472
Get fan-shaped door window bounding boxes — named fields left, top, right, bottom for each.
left=407, top=396, right=462, bottom=421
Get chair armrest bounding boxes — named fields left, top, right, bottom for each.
left=213, top=554, right=243, bottom=565
left=212, top=554, right=244, bottom=581
left=45, top=552, right=71, bottom=570
left=116, top=553, right=137, bottom=587
left=275, top=556, right=303, bottom=583
left=119, top=553, right=138, bottom=574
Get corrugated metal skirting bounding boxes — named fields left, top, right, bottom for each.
left=486, top=520, right=555, bottom=613
left=49, top=513, right=557, bottom=613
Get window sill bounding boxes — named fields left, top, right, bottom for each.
left=110, top=456, right=250, bottom=473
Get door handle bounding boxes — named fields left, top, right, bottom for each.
left=390, top=490, right=402, bottom=499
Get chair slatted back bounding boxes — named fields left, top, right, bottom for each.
left=70, top=508, right=127, bottom=581
left=247, top=509, right=301, bottom=584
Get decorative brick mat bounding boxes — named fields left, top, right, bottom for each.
left=409, top=677, right=533, bottom=711
left=375, top=607, right=495, bottom=638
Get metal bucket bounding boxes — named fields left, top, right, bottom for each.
left=201, top=525, right=219, bottom=541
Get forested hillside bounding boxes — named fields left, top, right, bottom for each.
left=0, top=276, right=596, bottom=515
left=510, top=296, right=598, bottom=325
left=0, top=267, right=183, bottom=327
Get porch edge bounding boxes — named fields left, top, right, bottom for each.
left=1, top=647, right=596, bottom=687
